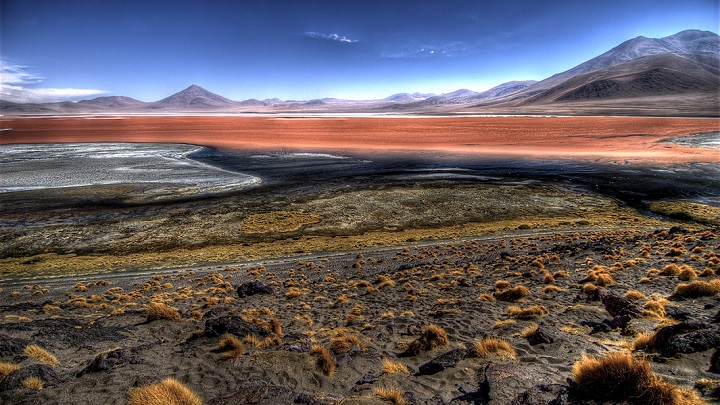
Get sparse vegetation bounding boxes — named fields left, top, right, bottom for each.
left=215, top=334, right=245, bottom=359
left=146, top=301, right=181, bottom=321
left=381, top=358, right=410, bottom=375
left=0, top=361, right=20, bottom=381
left=21, top=377, right=44, bottom=390
left=474, top=337, right=516, bottom=360
left=507, top=305, right=549, bottom=319
left=128, top=378, right=203, bottom=405
left=669, top=279, right=720, bottom=299
left=401, top=324, right=449, bottom=356
left=571, top=352, right=701, bottom=404
left=374, top=386, right=407, bottom=405
left=329, top=334, right=363, bottom=354
left=23, top=344, right=59, bottom=367
left=310, top=344, right=336, bottom=377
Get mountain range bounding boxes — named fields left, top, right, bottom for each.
left=1, top=30, right=718, bottom=117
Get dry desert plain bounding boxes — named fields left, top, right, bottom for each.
left=0, top=115, right=720, bottom=404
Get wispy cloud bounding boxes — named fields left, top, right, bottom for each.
left=381, top=41, right=470, bottom=59
left=304, top=32, right=358, bottom=43
left=0, top=60, right=106, bottom=103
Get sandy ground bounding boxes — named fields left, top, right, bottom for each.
left=1, top=116, right=719, bottom=164
left=0, top=227, right=718, bottom=404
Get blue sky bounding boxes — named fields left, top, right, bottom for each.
left=1, top=0, right=718, bottom=103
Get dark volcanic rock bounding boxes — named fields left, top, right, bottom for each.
left=0, top=364, right=61, bottom=391
left=237, top=281, right=275, bottom=298
left=77, top=347, right=145, bottom=377
left=0, top=334, right=28, bottom=358
left=710, top=349, right=720, bottom=374
left=201, top=316, right=271, bottom=338
left=207, top=385, right=325, bottom=405
left=526, top=327, right=555, bottom=345
left=417, top=348, right=469, bottom=375
left=651, top=321, right=720, bottom=357
left=201, top=306, right=234, bottom=320
left=601, top=293, right=641, bottom=318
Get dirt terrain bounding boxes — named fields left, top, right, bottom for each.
left=1, top=116, right=719, bottom=403
left=0, top=226, right=718, bottom=404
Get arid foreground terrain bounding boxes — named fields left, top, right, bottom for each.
left=0, top=116, right=719, bottom=404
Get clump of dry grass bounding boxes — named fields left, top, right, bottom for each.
left=21, top=377, right=44, bottom=390
left=630, top=332, right=656, bottom=351
left=677, top=266, right=697, bottom=281
left=595, top=273, right=615, bottom=287
left=329, top=334, right=363, bottom=354
left=400, top=324, right=449, bottom=357
left=495, top=280, right=511, bottom=290
left=669, top=279, right=720, bottom=299
left=571, top=352, right=702, bottom=404
left=128, top=378, right=203, bottom=405
left=660, top=264, right=680, bottom=276
left=543, top=285, right=563, bottom=294
left=582, top=283, right=598, bottom=294
left=642, top=299, right=668, bottom=319
left=477, top=293, right=496, bottom=302
left=23, top=344, right=59, bottom=367
left=494, top=285, right=530, bottom=302
left=285, top=287, right=307, bottom=298
left=521, top=323, right=539, bottom=339
left=374, top=386, right=406, bottom=405
left=146, top=301, right=180, bottom=322
left=381, top=358, right=410, bottom=375
left=624, top=290, right=646, bottom=300
left=310, top=344, right=336, bottom=376
left=0, top=361, right=20, bottom=381
left=492, top=319, right=516, bottom=329
left=215, top=334, right=245, bottom=359
left=474, top=337, right=516, bottom=360
left=508, top=305, right=549, bottom=320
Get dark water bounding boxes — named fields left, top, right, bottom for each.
left=189, top=147, right=720, bottom=209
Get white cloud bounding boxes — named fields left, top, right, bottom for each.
left=0, top=60, right=106, bottom=103
left=304, top=32, right=358, bottom=43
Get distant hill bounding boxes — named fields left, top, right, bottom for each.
left=146, top=84, right=238, bottom=110
left=2, top=30, right=718, bottom=116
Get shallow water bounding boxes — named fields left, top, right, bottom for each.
left=0, top=143, right=260, bottom=196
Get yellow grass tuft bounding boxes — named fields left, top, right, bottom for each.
left=216, top=334, right=245, bottom=359
left=495, top=280, right=511, bottom=290
left=381, top=358, right=410, bottom=375
left=492, top=319, right=516, bottom=329
left=521, top=323, right=539, bottom=339
left=543, top=285, right=562, bottom=294
left=642, top=299, right=667, bottom=319
left=624, top=290, right=646, bottom=300
left=128, top=378, right=203, bottom=405
left=23, top=344, right=59, bottom=367
left=21, top=377, right=43, bottom=390
left=582, top=283, right=598, bottom=294
left=677, top=266, right=697, bottom=281
left=374, top=386, right=407, bottom=405
left=329, top=334, right=363, bottom=354
left=474, top=337, right=516, bottom=360
left=669, top=279, right=720, bottom=299
left=494, top=285, right=530, bottom=301
left=630, top=332, right=656, bottom=351
left=507, top=305, right=549, bottom=319
left=146, top=301, right=180, bottom=321
left=309, top=344, right=336, bottom=377
left=571, top=352, right=702, bottom=404
left=660, top=264, right=680, bottom=276
left=477, top=293, right=496, bottom=301
left=402, top=324, right=449, bottom=356
left=595, top=273, right=615, bottom=287
left=0, top=361, right=20, bottom=381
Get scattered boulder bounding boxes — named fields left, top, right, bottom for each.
left=601, top=293, right=641, bottom=318
left=709, top=348, right=719, bottom=374
left=0, top=334, right=28, bottom=358
left=417, top=348, right=469, bottom=375
left=236, top=282, right=274, bottom=298
left=651, top=321, right=720, bottom=357
left=76, top=347, right=145, bottom=377
left=200, top=316, right=271, bottom=339
left=0, top=364, right=61, bottom=391
left=201, top=306, right=234, bottom=320
left=526, top=327, right=555, bottom=345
